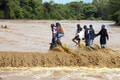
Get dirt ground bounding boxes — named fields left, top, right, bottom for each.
left=0, top=20, right=119, bottom=52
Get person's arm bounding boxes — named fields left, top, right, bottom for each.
left=93, top=30, right=95, bottom=36
left=84, top=30, right=87, bottom=39
left=95, top=30, right=101, bottom=37
left=92, top=30, right=95, bottom=39
left=94, top=30, right=96, bottom=37
left=106, top=29, right=109, bottom=40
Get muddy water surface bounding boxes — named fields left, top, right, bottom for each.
left=0, top=20, right=120, bottom=80
left=0, top=20, right=119, bottom=52
left=0, top=67, right=120, bottom=80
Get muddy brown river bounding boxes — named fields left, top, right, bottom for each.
left=0, top=20, right=119, bottom=52
left=0, top=20, right=120, bottom=80
left=0, top=67, right=120, bottom=80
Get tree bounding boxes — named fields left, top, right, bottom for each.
left=66, top=1, right=84, bottom=20
left=92, top=0, right=110, bottom=20
left=43, top=2, right=52, bottom=19
left=83, top=3, right=97, bottom=19
left=0, top=0, right=4, bottom=18
left=19, top=0, right=43, bottom=19
left=109, top=0, right=120, bottom=25
left=0, top=0, right=114, bottom=21
left=2, top=0, right=23, bottom=19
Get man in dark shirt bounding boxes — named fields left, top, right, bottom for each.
left=84, top=25, right=89, bottom=46
left=96, top=25, right=109, bottom=48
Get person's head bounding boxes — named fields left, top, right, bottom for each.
left=101, top=25, right=105, bottom=29
left=77, top=24, right=80, bottom=29
left=56, top=22, right=61, bottom=27
left=89, top=25, right=93, bottom=28
left=51, top=24, right=55, bottom=29
left=84, top=25, right=87, bottom=29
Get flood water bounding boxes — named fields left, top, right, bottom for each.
left=0, top=67, right=120, bottom=80
left=0, top=20, right=119, bottom=52
left=0, top=20, right=120, bottom=80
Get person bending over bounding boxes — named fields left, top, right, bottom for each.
left=56, top=23, right=64, bottom=47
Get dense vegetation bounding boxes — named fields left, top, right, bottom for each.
left=0, top=0, right=119, bottom=25
left=109, top=0, right=120, bottom=25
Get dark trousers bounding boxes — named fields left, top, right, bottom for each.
left=85, top=39, right=89, bottom=46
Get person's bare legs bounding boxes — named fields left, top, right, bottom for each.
left=72, top=38, right=78, bottom=46
left=78, top=40, right=80, bottom=47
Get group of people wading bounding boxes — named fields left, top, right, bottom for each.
left=50, top=23, right=109, bottom=50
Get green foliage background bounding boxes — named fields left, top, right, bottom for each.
left=0, top=0, right=119, bottom=25
left=109, top=0, right=120, bottom=25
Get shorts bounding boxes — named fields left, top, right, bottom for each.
left=101, top=44, right=106, bottom=47
left=58, top=33, right=64, bottom=38
left=74, top=35, right=80, bottom=41
left=52, top=37, right=58, bottom=43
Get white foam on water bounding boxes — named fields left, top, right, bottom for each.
left=1, top=67, right=120, bottom=80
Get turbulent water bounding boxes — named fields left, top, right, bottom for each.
left=0, top=20, right=120, bottom=52
left=0, top=67, right=120, bottom=80
left=0, top=44, right=119, bottom=68
left=0, top=20, right=120, bottom=80
left=0, top=45, right=120, bottom=80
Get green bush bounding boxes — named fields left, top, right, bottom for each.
left=0, top=0, right=113, bottom=21
left=0, top=10, right=4, bottom=18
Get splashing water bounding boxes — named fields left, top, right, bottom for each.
left=0, top=44, right=119, bottom=68
left=0, top=44, right=120, bottom=80
left=0, top=67, right=120, bottom=80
